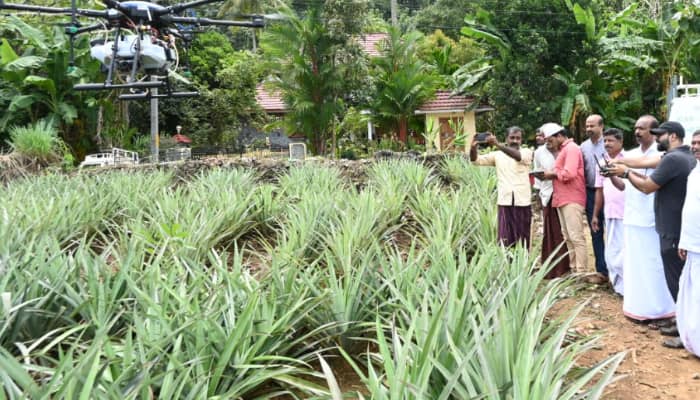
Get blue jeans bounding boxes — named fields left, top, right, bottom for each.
left=586, top=187, right=608, bottom=276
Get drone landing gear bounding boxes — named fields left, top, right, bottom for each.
left=74, top=81, right=166, bottom=91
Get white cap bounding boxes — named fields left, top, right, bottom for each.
left=540, top=122, right=565, bottom=138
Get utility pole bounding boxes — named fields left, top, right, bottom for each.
left=150, top=75, right=159, bottom=163
left=391, top=0, right=398, bottom=26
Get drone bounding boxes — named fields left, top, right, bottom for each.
left=0, top=0, right=265, bottom=100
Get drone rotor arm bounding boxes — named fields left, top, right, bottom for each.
left=74, top=23, right=106, bottom=35
left=0, top=2, right=108, bottom=18
left=164, top=15, right=264, bottom=27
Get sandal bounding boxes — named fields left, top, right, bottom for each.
left=648, top=318, right=674, bottom=330
left=662, top=337, right=684, bottom=349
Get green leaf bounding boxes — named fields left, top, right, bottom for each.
left=0, top=39, right=18, bottom=65
left=560, top=97, right=574, bottom=126
left=5, top=56, right=47, bottom=72
left=59, top=102, right=78, bottom=124
left=572, top=4, right=596, bottom=40
left=460, top=26, right=510, bottom=59
left=24, top=75, right=56, bottom=95
left=5, top=15, right=48, bottom=50
left=0, top=348, right=42, bottom=398
left=8, top=95, right=36, bottom=112
left=317, top=355, right=343, bottom=400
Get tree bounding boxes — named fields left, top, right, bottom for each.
left=369, top=27, right=439, bottom=144
left=417, top=29, right=483, bottom=77
left=187, top=31, right=237, bottom=88
left=453, top=0, right=592, bottom=137
left=261, top=0, right=369, bottom=155
left=0, top=15, right=103, bottom=154
left=552, top=2, right=661, bottom=136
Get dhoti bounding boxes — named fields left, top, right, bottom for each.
left=678, top=251, right=700, bottom=356
left=606, top=218, right=624, bottom=296
left=622, top=225, right=675, bottom=320
left=497, top=205, right=532, bottom=248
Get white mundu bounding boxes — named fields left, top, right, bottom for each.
left=622, top=144, right=676, bottom=320
left=677, top=164, right=700, bottom=356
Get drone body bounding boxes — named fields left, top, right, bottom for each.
left=0, top=0, right=265, bottom=100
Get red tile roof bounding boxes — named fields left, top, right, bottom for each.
left=416, top=90, right=477, bottom=113
left=256, top=34, right=391, bottom=114
left=357, top=33, right=389, bottom=57
left=256, top=84, right=287, bottom=114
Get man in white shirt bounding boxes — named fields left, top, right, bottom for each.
left=614, top=116, right=676, bottom=322
left=471, top=126, right=534, bottom=248
left=676, top=130, right=700, bottom=356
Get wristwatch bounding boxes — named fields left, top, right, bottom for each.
left=622, top=169, right=630, bottom=179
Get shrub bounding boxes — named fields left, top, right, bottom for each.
left=7, top=120, right=68, bottom=165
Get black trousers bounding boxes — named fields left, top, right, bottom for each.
left=659, top=235, right=685, bottom=302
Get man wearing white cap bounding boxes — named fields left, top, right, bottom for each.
left=533, top=123, right=588, bottom=273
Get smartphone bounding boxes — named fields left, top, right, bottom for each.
left=474, top=132, right=490, bottom=143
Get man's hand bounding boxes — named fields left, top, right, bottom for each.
left=591, top=216, right=600, bottom=232
left=605, top=163, right=627, bottom=177
left=679, top=248, right=688, bottom=261
left=540, top=169, right=557, bottom=180
left=485, top=133, right=498, bottom=146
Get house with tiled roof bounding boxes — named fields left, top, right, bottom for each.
left=256, top=33, right=389, bottom=116
left=255, top=33, right=492, bottom=152
left=357, top=33, right=389, bottom=57
left=255, top=84, right=287, bottom=115
left=415, top=90, right=493, bottom=152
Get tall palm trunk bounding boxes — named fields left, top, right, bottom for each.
left=398, top=117, right=408, bottom=144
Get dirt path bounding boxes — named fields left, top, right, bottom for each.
left=574, top=226, right=700, bottom=399
left=561, top=285, right=700, bottom=400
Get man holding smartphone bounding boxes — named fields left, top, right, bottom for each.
left=470, top=127, right=534, bottom=248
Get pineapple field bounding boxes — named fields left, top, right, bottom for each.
left=0, top=158, right=624, bottom=399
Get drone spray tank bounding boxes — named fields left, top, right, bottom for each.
left=90, top=34, right=171, bottom=72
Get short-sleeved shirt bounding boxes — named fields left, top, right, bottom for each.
left=650, top=145, right=697, bottom=238
left=623, top=144, right=658, bottom=227
left=581, top=137, right=605, bottom=188
left=680, top=164, right=700, bottom=253
left=594, top=152, right=625, bottom=219
left=473, top=147, right=533, bottom=206
left=552, top=139, right=586, bottom=208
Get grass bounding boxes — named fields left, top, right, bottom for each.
left=0, top=160, right=623, bottom=399
left=7, top=120, right=68, bottom=166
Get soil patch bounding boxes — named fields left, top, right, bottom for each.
left=560, top=285, right=700, bottom=400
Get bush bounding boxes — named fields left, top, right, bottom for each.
left=339, top=148, right=357, bottom=160
left=7, top=121, right=68, bottom=165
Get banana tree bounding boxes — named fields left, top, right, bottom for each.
left=554, top=2, right=662, bottom=136
left=0, top=15, right=102, bottom=150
